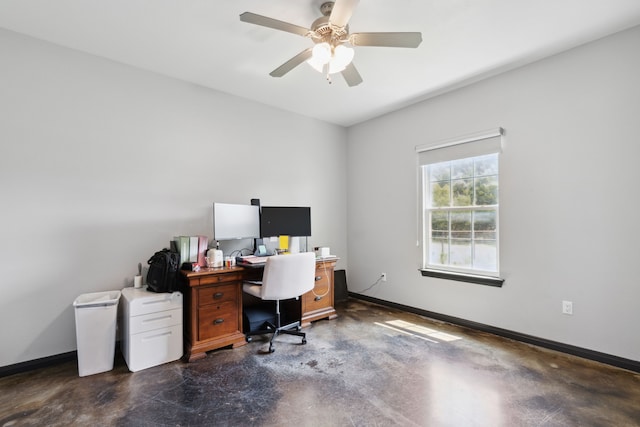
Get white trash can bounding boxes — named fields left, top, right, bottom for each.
left=73, top=290, right=121, bottom=377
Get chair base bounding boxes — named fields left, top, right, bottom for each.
left=245, top=320, right=306, bottom=353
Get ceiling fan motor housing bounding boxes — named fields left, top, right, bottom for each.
left=310, top=15, right=349, bottom=46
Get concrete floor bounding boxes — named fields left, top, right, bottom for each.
left=2, top=298, right=639, bottom=426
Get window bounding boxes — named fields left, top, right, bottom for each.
left=417, top=128, right=504, bottom=286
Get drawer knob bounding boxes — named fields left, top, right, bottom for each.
left=214, top=318, right=224, bottom=325
left=314, top=296, right=322, bottom=301
left=213, top=292, right=224, bottom=299
left=315, top=276, right=321, bottom=281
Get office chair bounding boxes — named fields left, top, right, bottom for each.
left=243, top=252, right=316, bottom=353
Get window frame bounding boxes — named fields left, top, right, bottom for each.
left=416, top=128, right=505, bottom=287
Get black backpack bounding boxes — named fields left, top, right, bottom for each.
left=146, top=249, right=181, bottom=293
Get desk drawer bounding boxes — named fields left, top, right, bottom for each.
left=198, top=284, right=237, bottom=307
left=127, top=291, right=183, bottom=316
left=126, top=324, right=183, bottom=372
left=302, top=289, right=332, bottom=312
left=198, top=304, right=238, bottom=340
left=199, top=272, right=242, bottom=286
left=129, top=308, right=182, bottom=335
left=303, top=273, right=333, bottom=313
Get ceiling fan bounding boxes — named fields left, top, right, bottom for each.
left=240, top=0, right=422, bottom=86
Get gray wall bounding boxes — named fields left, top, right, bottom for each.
left=3, top=23, right=639, bottom=368
left=0, top=29, right=348, bottom=367
left=346, top=25, right=640, bottom=362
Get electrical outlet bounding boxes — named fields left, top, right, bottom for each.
left=562, top=300, right=573, bottom=315
left=381, top=273, right=387, bottom=282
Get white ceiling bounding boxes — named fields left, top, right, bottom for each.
left=1, top=0, right=640, bottom=127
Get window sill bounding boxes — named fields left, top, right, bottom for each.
left=420, top=269, right=504, bottom=287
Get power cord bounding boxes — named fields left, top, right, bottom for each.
left=229, top=248, right=254, bottom=257
left=350, top=273, right=385, bottom=293
left=312, top=261, right=331, bottom=299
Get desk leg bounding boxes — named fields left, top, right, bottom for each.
left=184, top=351, right=206, bottom=363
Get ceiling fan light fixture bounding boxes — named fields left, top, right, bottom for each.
left=307, top=43, right=354, bottom=75
left=333, top=44, right=354, bottom=69
left=311, top=42, right=332, bottom=64
left=307, top=55, right=327, bottom=73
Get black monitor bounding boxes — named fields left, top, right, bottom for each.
left=260, top=206, right=311, bottom=237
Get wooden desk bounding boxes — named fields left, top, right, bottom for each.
left=181, top=258, right=338, bottom=362
left=181, top=266, right=247, bottom=362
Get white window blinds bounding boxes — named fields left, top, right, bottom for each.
left=416, top=128, right=504, bottom=165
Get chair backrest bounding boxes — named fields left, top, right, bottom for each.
left=259, top=252, right=316, bottom=301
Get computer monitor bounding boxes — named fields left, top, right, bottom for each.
left=260, top=206, right=311, bottom=237
left=213, top=203, right=260, bottom=241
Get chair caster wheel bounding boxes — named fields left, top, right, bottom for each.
left=246, top=336, right=252, bottom=343
left=269, top=346, right=275, bottom=353
left=302, top=338, right=307, bottom=345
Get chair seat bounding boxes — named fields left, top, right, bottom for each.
left=243, top=282, right=263, bottom=298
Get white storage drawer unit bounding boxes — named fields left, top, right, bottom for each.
left=120, top=287, right=183, bottom=372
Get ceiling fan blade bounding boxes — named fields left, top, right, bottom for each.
left=329, top=0, right=360, bottom=28
left=269, top=48, right=313, bottom=77
left=240, top=12, right=310, bottom=37
left=341, top=62, right=363, bottom=87
left=350, top=32, right=423, bottom=48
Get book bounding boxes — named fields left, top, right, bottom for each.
left=173, top=235, right=210, bottom=266
left=197, top=235, right=208, bottom=267
left=189, top=236, right=199, bottom=262
left=174, top=236, right=190, bottom=265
